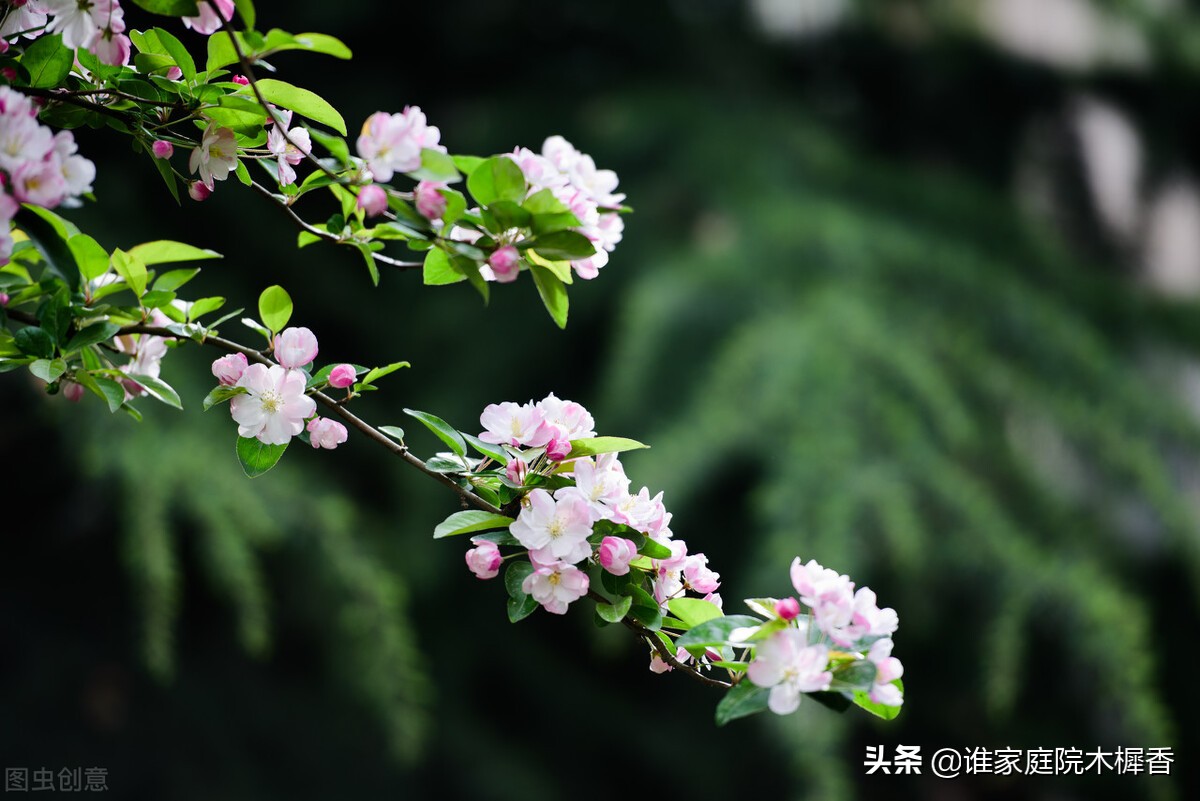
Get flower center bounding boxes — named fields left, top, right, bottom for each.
left=547, top=573, right=561, bottom=586
left=259, top=389, right=283, bottom=414
left=547, top=518, right=563, bottom=539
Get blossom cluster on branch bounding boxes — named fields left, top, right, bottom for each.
left=0, top=0, right=905, bottom=728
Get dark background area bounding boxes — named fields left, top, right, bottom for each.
left=3, top=1, right=1200, bottom=799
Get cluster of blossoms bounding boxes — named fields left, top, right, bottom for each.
left=0, top=85, right=94, bottom=262
left=464, top=395, right=721, bottom=635
left=210, top=326, right=349, bottom=450
left=745, top=558, right=903, bottom=714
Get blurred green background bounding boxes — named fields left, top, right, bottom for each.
left=3, top=0, right=1200, bottom=798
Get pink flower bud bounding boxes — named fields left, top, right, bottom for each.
left=211, top=353, right=248, bottom=386
left=188, top=181, right=211, bottom=201
left=775, top=597, right=801, bottom=621
left=0, top=67, right=14, bottom=80
left=273, top=326, right=319, bottom=369
left=152, top=140, right=174, bottom=159
left=307, top=417, right=348, bottom=450
left=597, top=536, right=638, bottom=576
left=414, top=180, right=447, bottom=220
left=465, top=538, right=503, bottom=580
left=356, top=184, right=388, bottom=217
left=684, top=553, right=721, bottom=594
left=545, top=437, right=571, bottom=462
left=62, top=379, right=85, bottom=403
left=166, top=66, right=183, bottom=81
left=487, top=245, right=521, bottom=283
left=505, top=457, right=528, bottom=485
left=328, top=363, right=356, bottom=389
left=232, top=75, right=249, bottom=86
left=0, top=292, right=9, bottom=306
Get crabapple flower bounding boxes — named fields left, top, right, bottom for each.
left=509, top=488, right=593, bottom=565
left=649, top=646, right=691, bottom=674
left=231, top=74, right=249, bottom=86
left=535, top=392, right=596, bottom=441
left=479, top=401, right=552, bottom=448
left=114, top=310, right=170, bottom=399
left=307, top=417, right=348, bottom=450
left=188, top=181, right=211, bottom=201
left=521, top=560, right=589, bottom=615
left=505, top=457, right=528, bottom=485
left=42, top=0, right=120, bottom=50
left=356, top=107, right=444, bottom=182
left=211, top=353, right=248, bottom=386
left=414, top=180, right=447, bottom=220
left=464, top=538, right=503, bottom=580
left=328, top=363, right=356, bottom=389
left=652, top=539, right=689, bottom=605
left=866, top=639, right=904, bottom=707
left=229, top=364, right=316, bottom=445
left=189, top=123, right=238, bottom=190
left=52, top=131, right=96, bottom=199
left=266, top=110, right=312, bottom=187
left=0, top=3, right=47, bottom=41
left=567, top=455, right=629, bottom=519
left=182, top=0, right=234, bottom=35
left=152, top=140, right=174, bottom=159
left=11, top=159, right=67, bottom=207
left=487, top=245, right=521, bottom=283
left=747, top=629, right=833, bottom=715
left=356, top=184, right=388, bottom=217
left=683, top=553, right=721, bottom=594
left=597, top=536, right=638, bottom=576
left=545, top=437, right=571, bottom=462
left=90, top=19, right=131, bottom=66
left=273, top=326, right=319, bottom=369
left=775, top=597, right=801, bottom=621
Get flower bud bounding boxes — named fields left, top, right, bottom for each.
left=211, top=353, right=248, bottom=386
left=62, top=379, right=85, bottom=403
left=414, top=180, right=447, bottom=220
left=465, top=538, right=503, bottom=580
left=545, top=437, right=571, bottom=462
left=307, top=417, right=348, bottom=450
left=273, top=326, right=319, bottom=369
left=232, top=74, right=249, bottom=86
left=166, top=66, right=183, bottom=81
left=775, top=596, right=801, bottom=621
left=597, top=536, right=638, bottom=576
left=328, top=363, right=356, bottom=389
left=151, top=140, right=174, bottom=159
left=488, top=245, right=520, bottom=283
left=505, top=457, right=528, bottom=485
left=356, top=184, right=388, bottom=217
left=188, top=181, right=211, bottom=201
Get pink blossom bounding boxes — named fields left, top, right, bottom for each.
left=0, top=3, right=47, bottom=41
left=683, top=553, right=721, bottom=594
left=509, top=488, right=594, bottom=565
left=211, top=353, right=248, bottom=386
left=166, top=66, right=183, bottom=81
left=188, top=181, right=211, bottom=201
left=414, top=180, right=447, bottom=220
left=505, top=457, right=528, bottom=485
left=273, top=326, right=319, bottom=369
left=356, top=184, right=388, bottom=217
left=649, top=646, right=691, bottom=674
left=545, top=437, right=571, bottom=462
left=0, top=111, right=53, bottom=175
left=231, top=74, right=249, bottom=86
left=89, top=23, right=130, bottom=67
left=42, top=0, right=121, bottom=50
left=565, top=455, right=629, bottom=519
left=266, top=110, right=311, bottom=187
left=62, top=379, right=85, bottom=403
left=746, top=629, right=832, bottom=715
left=597, top=536, right=638, bottom=576
left=229, top=364, right=316, bottom=445
left=487, top=245, right=521, bottom=284
left=535, top=392, right=596, bottom=442
left=0, top=293, right=8, bottom=306
left=478, top=401, right=552, bottom=448
left=775, top=597, right=801, bottom=621
left=521, top=560, right=589, bottom=615
left=465, top=538, right=502, bottom=580
left=12, top=159, right=67, bottom=208
left=51, top=131, right=95, bottom=199
left=356, top=107, right=444, bottom=183
left=182, top=0, right=234, bottom=35
left=506, top=146, right=568, bottom=191
left=866, top=639, right=904, bottom=707
left=307, top=417, right=348, bottom=450
left=152, top=140, right=174, bottom=159
left=652, top=540, right=689, bottom=605
left=189, top=122, right=238, bottom=190
left=114, top=310, right=170, bottom=399
left=328, top=363, right=356, bottom=389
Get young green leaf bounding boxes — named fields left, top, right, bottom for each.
left=252, top=79, right=347, bottom=135
left=715, top=682, right=771, bottom=726
left=125, top=374, right=182, bottom=409
left=432, top=510, right=514, bottom=539
left=402, top=408, right=467, bottom=456
left=466, top=156, right=526, bottom=206
left=236, top=435, right=288, bottom=478
left=851, top=681, right=904, bottom=720
left=566, top=437, right=649, bottom=459
left=110, top=249, right=149, bottom=298
left=257, top=285, right=292, bottom=332
left=67, top=234, right=110, bottom=282
left=128, top=240, right=222, bottom=265
left=667, top=598, right=725, bottom=628
left=129, top=0, right=200, bottom=14
left=676, top=615, right=764, bottom=649
left=202, top=385, right=249, bottom=411
left=361, top=361, right=410, bottom=387
left=529, top=262, right=568, bottom=329
left=21, top=34, right=73, bottom=88
left=596, top=594, right=634, bottom=624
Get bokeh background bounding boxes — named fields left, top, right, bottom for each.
left=3, top=0, right=1200, bottom=798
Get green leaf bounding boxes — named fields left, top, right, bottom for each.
left=851, top=681, right=904, bottom=720
left=403, top=408, right=467, bottom=456
left=65, top=322, right=121, bottom=352
left=466, top=156, right=526, bottom=206
left=524, top=249, right=573, bottom=284
left=676, top=615, right=765, bottom=649
left=352, top=241, right=380, bottom=286
left=667, top=598, right=725, bottom=628
left=257, top=285, right=292, bottom=332
left=715, top=682, right=771, bottom=726
left=128, top=0, right=199, bottom=14
left=596, top=594, right=633, bottom=623
left=529, top=262, right=568, bottom=329
left=433, top=510, right=514, bottom=539
left=527, top=230, right=596, bottom=260
left=202, top=384, right=249, bottom=410
left=408, top=148, right=461, bottom=182
left=152, top=268, right=201, bottom=292
left=68, top=234, right=110, bottom=282
left=233, top=0, right=256, bottom=28
left=829, top=660, right=877, bottom=693
left=21, top=34, right=72, bottom=88
left=423, top=248, right=465, bottom=286
left=452, top=155, right=485, bottom=174
left=125, top=373, right=182, bottom=409
left=188, top=296, right=226, bottom=320
left=378, top=425, right=405, bottom=442
left=462, top=433, right=507, bottom=463
left=566, top=436, right=649, bottom=459
left=639, top=538, right=673, bottom=560
left=627, top=585, right=663, bottom=630
left=361, top=360, right=409, bottom=387
left=236, top=435, right=288, bottom=478
left=141, top=27, right=196, bottom=82
left=507, top=593, right=539, bottom=623
left=110, top=249, right=149, bottom=298
left=252, top=78, right=346, bottom=135
left=15, top=327, right=55, bottom=359
left=29, top=358, right=66, bottom=383
left=128, top=240, right=221, bottom=266
left=283, top=31, right=351, bottom=59
left=15, top=206, right=80, bottom=291
left=305, top=126, right=349, bottom=164
left=206, top=31, right=238, bottom=72
left=504, top=560, right=534, bottom=598
left=89, top=375, right=127, bottom=412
